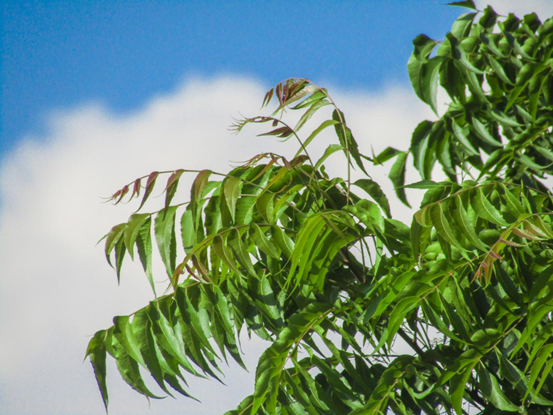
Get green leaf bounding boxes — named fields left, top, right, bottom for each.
left=450, top=362, right=477, bottom=415
left=471, top=117, right=502, bottom=147
left=271, top=225, right=294, bottom=259
left=518, top=302, right=553, bottom=356
left=332, top=109, right=368, bottom=175
left=114, top=237, right=126, bottom=282
left=113, top=315, right=147, bottom=368
left=478, top=366, right=520, bottom=411
left=534, top=145, right=553, bottom=162
left=525, top=343, right=553, bottom=402
left=471, top=188, right=508, bottom=226
left=353, top=356, right=415, bottom=415
left=223, top=176, right=241, bottom=223
left=448, top=32, right=483, bottom=75
left=430, top=202, right=464, bottom=250
left=479, top=6, right=498, bottom=31
left=212, top=234, right=242, bottom=277
left=412, top=34, right=439, bottom=60
left=176, top=288, right=220, bottom=375
left=373, top=147, right=402, bottom=165
left=423, top=57, right=443, bottom=114
left=291, top=89, right=326, bottom=110
left=133, top=311, right=174, bottom=397
left=228, top=229, right=256, bottom=277
left=487, top=55, right=513, bottom=84
left=481, top=34, right=504, bottom=58
left=315, top=144, right=343, bottom=170
left=534, top=359, right=553, bottom=403
left=452, top=12, right=477, bottom=38
left=190, top=170, right=212, bottom=228
left=294, top=100, right=332, bottom=133
left=164, top=169, right=185, bottom=209
left=501, top=186, right=525, bottom=217
left=104, top=223, right=126, bottom=269
left=385, top=296, right=421, bottom=345
left=255, top=192, right=274, bottom=224
left=124, top=213, right=151, bottom=258
left=465, top=70, right=488, bottom=102
left=155, top=206, right=178, bottom=277
left=452, top=121, right=479, bottom=156
left=452, top=195, right=488, bottom=250
left=148, top=301, right=200, bottom=382
left=137, top=171, right=159, bottom=212
left=295, top=119, right=339, bottom=158
left=447, top=0, right=476, bottom=11
left=354, top=179, right=391, bottom=218
left=498, top=349, right=553, bottom=406
left=288, top=215, right=327, bottom=288
left=389, top=152, right=410, bottom=207
left=180, top=208, right=196, bottom=253
left=410, top=120, right=434, bottom=179
left=404, top=180, right=444, bottom=189
left=252, top=303, right=333, bottom=413
left=409, top=56, right=443, bottom=114
left=251, top=224, right=280, bottom=259
left=506, top=63, right=548, bottom=110
left=488, top=108, right=521, bottom=127
left=86, top=330, right=109, bottom=411
left=253, top=275, right=283, bottom=327
left=110, top=339, right=163, bottom=400
left=135, top=217, right=156, bottom=294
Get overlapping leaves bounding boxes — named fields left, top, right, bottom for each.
left=381, top=5, right=553, bottom=204
left=89, top=6, right=553, bottom=414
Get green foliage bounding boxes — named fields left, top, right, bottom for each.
left=87, top=5, right=553, bottom=414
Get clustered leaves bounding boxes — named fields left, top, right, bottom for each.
left=87, top=3, right=553, bottom=414
left=402, top=1, right=553, bottom=188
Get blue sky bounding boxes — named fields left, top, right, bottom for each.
left=2, top=1, right=464, bottom=155
left=2, top=1, right=552, bottom=415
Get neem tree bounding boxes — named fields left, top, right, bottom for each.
left=87, top=2, right=553, bottom=413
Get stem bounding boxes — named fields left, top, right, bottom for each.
left=397, top=327, right=426, bottom=357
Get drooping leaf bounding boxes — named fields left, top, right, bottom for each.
left=223, top=176, right=242, bottom=223
left=135, top=217, right=155, bottom=293
left=354, top=179, right=391, bottom=218
left=155, top=206, right=178, bottom=277
left=124, top=213, right=151, bottom=258
left=332, top=109, right=368, bottom=176
left=137, top=171, right=159, bottom=212
left=389, top=152, right=410, bottom=207
left=86, top=330, right=110, bottom=411
left=104, top=223, right=126, bottom=269
left=164, top=169, right=185, bottom=209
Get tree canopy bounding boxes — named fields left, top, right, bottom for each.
left=87, top=2, right=553, bottom=413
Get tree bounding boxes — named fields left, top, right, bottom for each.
left=87, top=2, right=553, bottom=413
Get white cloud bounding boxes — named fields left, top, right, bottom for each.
left=476, top=0, right=553, bottom=19
left=0, top=76, right=432, bottom=414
